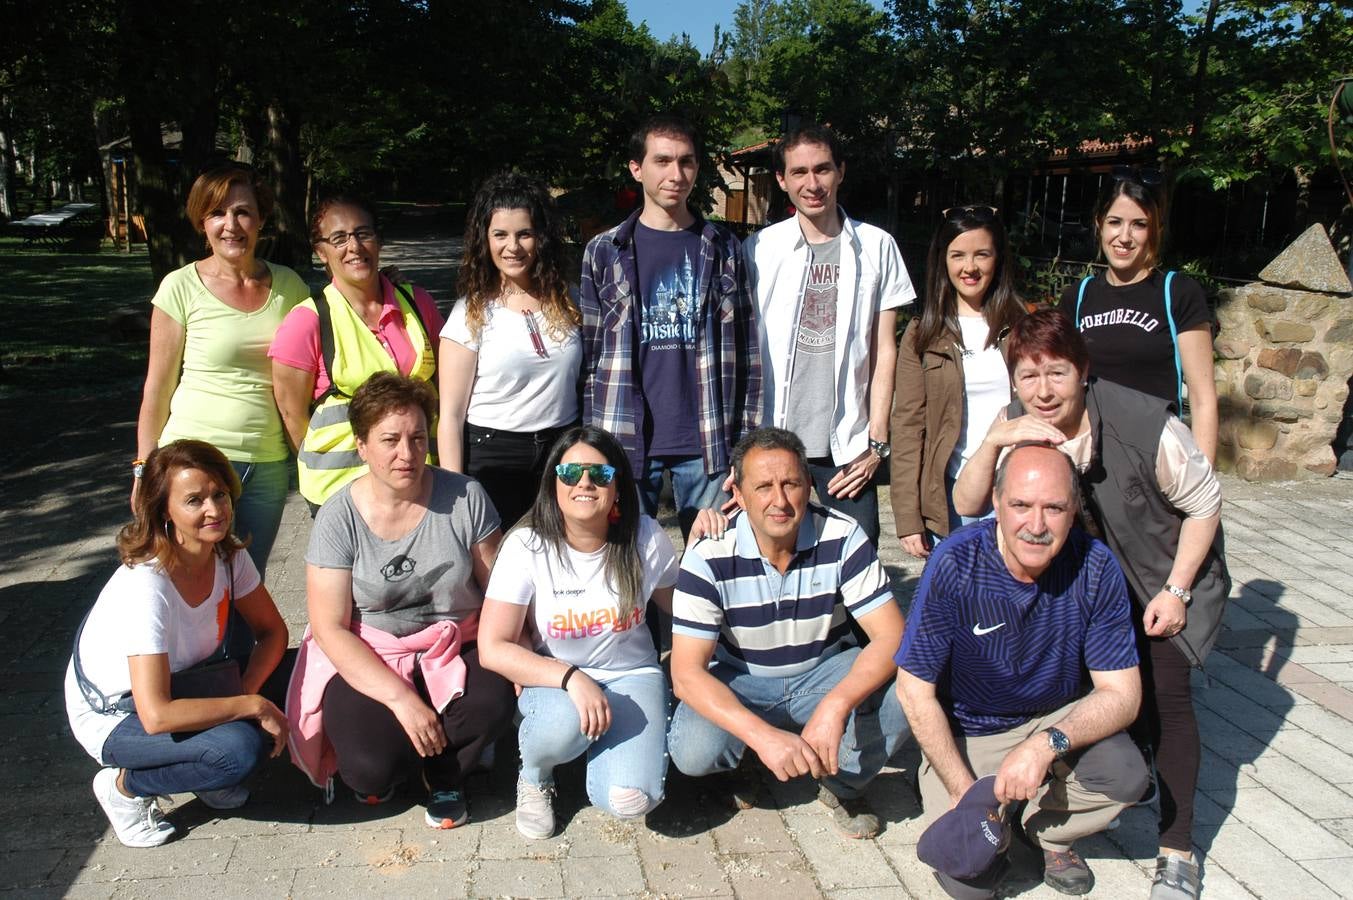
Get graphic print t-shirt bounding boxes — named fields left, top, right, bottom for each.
left=1058, top=270, right=1209, bottom=405
left=486, top=517, right=679, bottom=681
left=785, top=235, right=841, bottom=457
left=634, top=221, right=703, bottom=457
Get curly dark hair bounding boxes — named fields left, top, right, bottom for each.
left=457, top=172, right=577, bottom=342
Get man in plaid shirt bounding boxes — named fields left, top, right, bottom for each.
left=579, top=114, right=761, bottom=539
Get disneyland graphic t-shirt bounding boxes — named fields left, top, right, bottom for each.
left=486, top=517, right=678, bottom=682
left=634, top=221, right=703, bottom=457
left=785, top=234, right=840, bottom=458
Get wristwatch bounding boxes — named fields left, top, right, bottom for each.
left=1043, top=726, right=1071, bottom=760
left=1163, top=584, right=1193, bottom=607
left=868, top=438, right=891, bottom=460
left=131, top=458, right=146, bottom=480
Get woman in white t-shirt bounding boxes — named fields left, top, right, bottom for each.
left=65, top=440, right=289, bottom=848
left=889, top=205, right=1026, bottom=558
left=479, top=425, right=678, bottom=839
left=438, top=173, right=583, bottom=531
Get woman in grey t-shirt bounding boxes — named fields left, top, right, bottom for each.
left=292, top=372, right=513, bottom=830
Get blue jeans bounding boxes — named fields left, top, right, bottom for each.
left=101, top=713, right=269, bottom=798
left=637, top=455, right=728, bottom=540
left=667, top=648, right=910, bottom=799
left=807, top=458, right=880, bottom=546
left=230, top=459, right=289, bottom=579
left=517, top=672, right=668, bottom=818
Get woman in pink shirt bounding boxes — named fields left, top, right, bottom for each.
left=270, top=195, right=444, bottom=511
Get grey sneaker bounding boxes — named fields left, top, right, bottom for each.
left=194, top=784, right=250, bottom=810
left=1151, top=854, right=1201, bottom=899
left=92, top=768, right=175, bottom=848
left=816, top=784, right=880, bottom=839
left=515, top=777, right=556, bottom=840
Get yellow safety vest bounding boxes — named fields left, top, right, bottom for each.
left=297, top=283, right=437, bottom=505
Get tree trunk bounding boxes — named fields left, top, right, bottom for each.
left=125, top=100, right=178, bottom=283
left=1187, top=0, right=1222, bottom=153
left=263, top=101, right=309, bottom=270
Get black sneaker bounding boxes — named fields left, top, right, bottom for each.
left=425, top=788, right=468, bottom=829
left=816, top=785, right=880, bottom=839
left=1042, top=847, right=1094, bottom=895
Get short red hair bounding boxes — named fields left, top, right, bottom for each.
left=1007, top=309, right=1090, bottom=373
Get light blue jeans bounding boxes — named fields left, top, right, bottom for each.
left=667, top=647, right=911, bottom=799
left=230, top=459, right=290, bottom=579
left=517, top=671, right=668, bottom=819
left=637, top=455, right=728, bottom=539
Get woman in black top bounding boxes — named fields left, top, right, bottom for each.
left=1059, top=174, right=1217, bottom=463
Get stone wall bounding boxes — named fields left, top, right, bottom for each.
left=1215, top=224, right=1353, bottom=480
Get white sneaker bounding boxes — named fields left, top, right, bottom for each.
left=515, top=777, right=556, bottom=840
left=194, top=784, right=250, bottom=809
left=92, top=768, right=175, bottom=848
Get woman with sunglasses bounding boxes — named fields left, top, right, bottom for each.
left=271, top=195, right=444, bottom=512
left=479, top=425, right=678, bottom=839
left=1058, top=171, right=1218, bottom=463
left=134, top=163, right=309, bottom=577
left=437, top=173, right=582, bottom=530
left=889, top=205, right=1025, bottom=558
left=288, top=373, right=514, bottom=829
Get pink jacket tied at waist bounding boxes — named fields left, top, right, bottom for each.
left=286, top=619, right=468, bottom=790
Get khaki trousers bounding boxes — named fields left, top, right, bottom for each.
left=918, top=702, right=1148, bottom=852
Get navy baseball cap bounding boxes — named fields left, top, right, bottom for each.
left=917, top=775, right=1011, bottom=880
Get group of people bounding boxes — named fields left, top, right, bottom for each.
left=63, top=114, right=1228, bottom=900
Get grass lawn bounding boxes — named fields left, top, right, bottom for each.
left=0, top=237, right=156, bottom=401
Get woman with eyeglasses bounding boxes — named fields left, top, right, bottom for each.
left=287, top=373, right=513, bottom=829
left=478, top=425, right=678, bottom=839
left=437, top=173, right=582, bottom=530
left=270, top=195, right=444, bottom=512
left=134, top=163, right=310, bottom=577
left=1058, top=171, right=1218, bottom=463
left=889, top=205, right=1026, bottom=558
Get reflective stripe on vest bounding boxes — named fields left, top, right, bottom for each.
left=297, top=283, right=437, bottom=505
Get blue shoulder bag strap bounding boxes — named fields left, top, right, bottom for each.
left=1163, top=271, right=1183, bottom=412
left=1074, top=275, right=1093, bottom=326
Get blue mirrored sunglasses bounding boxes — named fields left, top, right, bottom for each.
left=554, top=463, right=616, bottom=486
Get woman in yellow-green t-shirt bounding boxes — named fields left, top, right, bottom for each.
left=134, top=164, right=309, bottom=578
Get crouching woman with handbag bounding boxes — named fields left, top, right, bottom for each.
left=64, top=440, right=290, bottom=848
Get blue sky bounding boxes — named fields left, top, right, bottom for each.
left=623, top=1, right=1210, bottom=55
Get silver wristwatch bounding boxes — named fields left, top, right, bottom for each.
left=1163, top=584, right=1192, bottom=607
left=868, top=438, right=891, bottom=460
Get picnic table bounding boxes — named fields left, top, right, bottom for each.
left=7, top=202, right=99, bottom=247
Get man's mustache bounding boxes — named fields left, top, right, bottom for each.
left=1016, top=528, right=1054, bottom=546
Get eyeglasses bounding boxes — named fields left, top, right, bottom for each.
left=943, top=204, right=999, bottom=221
left=555, top=463, right=617, bottom=486
left=318, top=227, right=378, bottom=248
left=1111, top=165, right=1163, bottom=187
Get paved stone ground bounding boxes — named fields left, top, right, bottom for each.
left=5, top=239, right=1353, bottom=897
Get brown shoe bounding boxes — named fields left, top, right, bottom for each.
left=817, top=785, right=880, bottom=839
left=1042, top=847, right=1094, bottom=895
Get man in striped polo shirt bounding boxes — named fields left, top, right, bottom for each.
left=668, top=427, right=909, bottom=839
left=896, top=444, right=1147, bottom=897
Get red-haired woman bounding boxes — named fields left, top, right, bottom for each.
left=134, top=164, right=310, bottom=576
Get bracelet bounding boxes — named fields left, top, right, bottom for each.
left=560, top=664, right=580, bottom=691
left=131, top=458, right=146, bottom=479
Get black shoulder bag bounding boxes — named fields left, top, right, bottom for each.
left=73, top=554, right=245, bottom=715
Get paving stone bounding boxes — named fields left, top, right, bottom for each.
left=0, top=849, right=64, bottom=891
left=636, top=830, right=732, bottom=897
left=109, top=870, right=297, bottom=899
left=554, top=808, right=641, bottom=859
left=1224, top=787, right=1353, bottom=860
left=825, top=887, right=914, bottom=899
left=780, top=801, right=902, bottom=890
left=292, top=860, right=472, bottom=898
left=562, top=852, right=645, bottom=895
left=721, top=850, right=822, bottom=899
left=226, top=829, right=404, bottom=872
left=1263, top=729, right=1353, bottom=784
left=52, top=837, right=235, bottom=884
left=1299, top=858, right=1353, bottom=898
left=471, top=854, right=564, bottom=897
left=1205, top=821, right=1341, bottom=899
left=710, top=805, right=798, bottom=854
left=1291, top=682, right=1353, bottom=724
left=876, top=842, right=960, bottom=899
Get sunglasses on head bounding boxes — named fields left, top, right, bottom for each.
left=555, top=462, right=617, bottom=486
left=1111, top=165, right=1163, bottom=187
left=943, top=204, right=999, bottom=222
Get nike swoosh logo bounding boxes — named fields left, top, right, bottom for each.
left=972, top=623, right=1006, bottom=636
